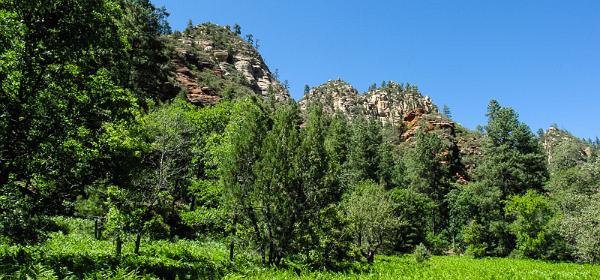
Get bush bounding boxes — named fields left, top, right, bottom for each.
left=414, top=243, right=431, bottom=263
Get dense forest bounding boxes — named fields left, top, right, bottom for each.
left=1, top=1, right=600, bottom=279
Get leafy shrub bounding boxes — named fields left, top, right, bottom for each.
left=463, top=220, right=488, bottom=258
left=426, top=231, right=450, bottom=255
left=414, top=243, right=431, bottom=263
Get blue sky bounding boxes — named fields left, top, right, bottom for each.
left=152, top=0, right=600, bottom=139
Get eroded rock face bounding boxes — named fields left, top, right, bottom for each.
left=299, top=80, right=360, bottom=116
left=363, top=82, right=436, bottom=124
left=299, top=80, right=437, bottom=124
left=170, top=23, right=290, bottom=104
left=174, top=62, right=220, bottom=105
left=401, top=108, right=455, bottom=140
left=543, top=126, right=593, bottom=163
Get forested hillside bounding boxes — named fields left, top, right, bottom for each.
left=1, top=1, right=600, bottom=279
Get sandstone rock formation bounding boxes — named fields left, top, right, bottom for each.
left=169, top=23, right=290, bottom=105
left=298, top=80, right=360, bottom=116
left=173, top=63, right=220, bottom=105
left=543, top=126, right=593, bottom=163
left=299, top=80, right=437, bottom=124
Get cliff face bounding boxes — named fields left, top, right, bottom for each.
left=299, top=80, right=436, bottom=124
left=298, top=80, right=360, bottom=116
left=542, top=126, right=594, bottom=166
left=363, top=82, right=437, bottom=124
left=167, top=23, right=290, bottom=105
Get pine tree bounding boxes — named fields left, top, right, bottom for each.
left=219, top=98, right=269, bottom=261
left=185, top=19, right=193, bottom=34
left=479, top=100, right=547, bottom=196
left=254, top=102, right=302, bottom=265
left=325, top=112, right=350, bottom=192
left=450, top=100, right=548, bottom=257
left=346, top=115, right=382, bottom=184
left=443, top=104, right=452, bottom=118
left=233, top=23, right=242, bottom=35
left=296, top=104, right=349, bottom=266
left=245, top=34, right=254, bottom=45
left=403, top=131, right=450, bottom=234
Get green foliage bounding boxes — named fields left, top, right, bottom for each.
left=0, top=0, right=171, bottom=244
left=224, top=255, right=600, bottom=279
left=442, top=104, right=452, bottom=118
left=447, top=182, right=504, bottom=256
left=414, top=243, right=431, bottom=263
left=548, top=140, right=588, bottom=174
left=346, top=115, right=382, bottom=184
left=233, top=23, right=242, bottom=35
left=462, top=220, right=488, bottom=258
left=218, top=97, right=269, bottom=261
left=343, top=180, right=398, bottom=263
left=389, top=188, right=435, bottom=252
left=1, top=0, right=598, bottom=273
left=505, top=191, right=563, bottom=259
left=252, top=102, right=302, bottom=265
left=557, top=191, right=600, bottom=264
left=478, top=100, right=548, bottom=197
left=447, top=100, right=549, bottom=258
left=403, top=131, right=452, bottom=235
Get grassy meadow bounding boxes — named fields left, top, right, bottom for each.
left=1, top=218, right=599, bottom=279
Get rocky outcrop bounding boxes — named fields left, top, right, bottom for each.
left=169, top=23, right=290, bottom=104
left=543, top=126, right=593, bottom=164
left=363, top=82, right=436, bottom=124
left=173, top=63, right=220, bottom=105
left=400, top=108, right=454, bottom=140
left=298, top=80, right=360, bottom=116
left=299, top=80, right=437, bottom=124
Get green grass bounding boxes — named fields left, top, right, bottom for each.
left=224, top=255, right=600, bottom=280
left=3, top=217, right=600, bottom=279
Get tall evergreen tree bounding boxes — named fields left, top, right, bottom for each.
left=304, top=84, right=311, bottom=95
left=478, top=100, right=547, bottom=197
left=233, top=23, right=241, bottom=35
left=403, top=131, right=451, bottom=234
left=218, top=97, right=269, bottom=261
left=443, top=104, right=452, bottom=118
left=449, top=100, right=548, bottom=257
left=253, top=102, right=302, bottom=265
left=346, top=115, right=382, bottom=184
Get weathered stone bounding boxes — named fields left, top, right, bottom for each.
left=300, top=80, right=437, bottom=125
left=174, top=63, right=220, bottom=105
left=213, top=50, right=229, bottom=62
left=170, top=23, right=290, bottom=102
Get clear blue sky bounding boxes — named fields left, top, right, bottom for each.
left=152, top=0, right=600, bottom=139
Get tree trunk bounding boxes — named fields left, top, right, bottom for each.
left=260, top=243, right=266, bottom=266
left=190, top=196, right=196, bottom=211
left=115, top=236, right=122, bottom=257
left=247, top=207, right=265, bottom=265
left=134, top=232, right=142, bottom=255
left=229, top=211, right=238, bottom=261
left=94, top=219, right=99, bottom=240
left=366, top=251, right=375, bottom=263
